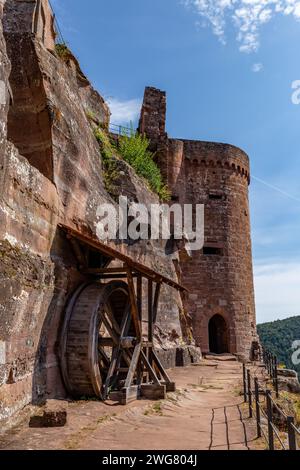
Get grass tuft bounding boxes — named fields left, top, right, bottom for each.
left=118, top=127, right=170, bottom=201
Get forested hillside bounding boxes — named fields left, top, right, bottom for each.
left=258, top=316, right=300, bottom=377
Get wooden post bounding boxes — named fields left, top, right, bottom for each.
left=287, top=416, right=297, bottom=451
left=147, top=279, right=153, bottom=382
left=124, top=343, right=142, bottom=389
left=247, top=369, right=253, bottom=418
left=266, top=390, right=274, bottom=451
left=148, top=279, right=153, bottom=343
left=136, top=274, right=143, bottom=385
left=274, top=357, right=279, bottom=399
left=254, top=377, right=261, bottom=438
left=243, top=364, right=247, bottom=403
left=153, top=282, right=161, bottom=324
left=126, top=268, right=142, bottom=341
left=137, top=275, right=142, bottom=318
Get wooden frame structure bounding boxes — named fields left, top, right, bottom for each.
left=60, top=225, right=186, bottom=404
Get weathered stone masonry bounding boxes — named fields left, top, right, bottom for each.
left=0, top=1, right=257, bottom=424
left=139, top=87, right=258, bottom=360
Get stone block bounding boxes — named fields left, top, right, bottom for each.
left=29, top=409, right=67, bottom=428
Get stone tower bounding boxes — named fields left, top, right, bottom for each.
left=139, top=87, right=258, bottom=360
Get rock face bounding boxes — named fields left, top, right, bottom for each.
left=278, top=377, right=300, bottom=394
left=139, top=87, right=258, bottom=361
left=0, top=1, right=194, bottom=424
left=0, top=0, right=259, bottom=425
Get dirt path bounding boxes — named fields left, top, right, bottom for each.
left=0, top=360, right=259, bottom=451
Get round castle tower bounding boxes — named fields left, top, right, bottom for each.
left=139, top=87, right=258, bottom=360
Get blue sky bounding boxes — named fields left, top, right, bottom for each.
left=52, top=0, right=300, bottom=324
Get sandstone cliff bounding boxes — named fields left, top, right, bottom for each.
left=0, top=0, right=195, bottom=424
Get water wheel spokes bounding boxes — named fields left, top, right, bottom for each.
left=60, top=281, right=132, bottom=399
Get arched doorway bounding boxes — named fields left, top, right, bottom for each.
left=209, top=315, right=229, bottom=354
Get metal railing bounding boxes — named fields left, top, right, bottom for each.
left=243, top=364, right=300, bottom=450
left=109, top=123, right=136, bottom=137
left=262, top=348, right=279, bottom=398
left=49, top=0, right=66, bottom=45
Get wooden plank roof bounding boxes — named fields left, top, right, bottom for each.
left=59, top=224, right=186, bottom=292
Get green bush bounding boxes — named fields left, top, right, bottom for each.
left=94, top=126, right=170, bottom=201
left=55, top=43, right=72, bottom=61
left=94, top=127, right=114, bottom=163
left=94, top=128, right=119, bottom=196
left=118, top=128, right=170, bottom=201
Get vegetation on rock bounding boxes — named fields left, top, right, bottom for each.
left=93, top=126, right=170, bottom=201
left=94, top=127, right=119, bottom=197
left=55, top=43, right=73, bottom=61
left=258, top=316, right=300, bottom=378
left=118, top=128, right=170, bottom=201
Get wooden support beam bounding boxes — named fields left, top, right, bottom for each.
left=161, top=381, right=176, bottom=392
left=148, top=279, right=153, bottom=343
left=153, top=282, right=162, bottom=324
left=126, top=268, right=142, bottom=340
left=100, top=313, right=120, bottom=346
left=92, top=267, right=129, bottom=273
left=109, top=386, right=139, bottom=405
left=120, top=337, right=136, bottom=349
left=99, top=337, right=136, bottom=349
left=82, top=268, right=139, bottom=276
left=136, top=276, right=142, bottom=390
left=98, top=338, right=114, bottom=347
left=82, top=273, right=136, bottom=280
left=140, top=384, right=166, bottom=400
left=103, top=346, right=120, bottom=399
left=69, top=238, right=87, bottom=268
left=60, top=225, right=187, bottom=292
left=152, top=350, right=173, bottom=384
left=99, top=313, right=131, bottom=367
left=124, top=343, right=142, bottom=389
left=140, top=350, right=161, bottom=385
left=98, top=347, right=111, bottom=368
left=137, top=274, right=142, bottom=318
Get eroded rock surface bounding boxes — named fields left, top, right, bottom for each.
left=0, top=1, right=192, bottom=424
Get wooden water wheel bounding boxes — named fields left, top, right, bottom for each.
left=58, top=227, right=183, bottom=403
left=60, top=281, right=133, bottom=399
left=60, top=275, right=176, bottom=404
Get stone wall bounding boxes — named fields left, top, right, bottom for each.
left=182, top=141, right=257, bottom=359
left=139, top=87, right=258, bottom=361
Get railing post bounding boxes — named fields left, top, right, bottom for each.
left=243, top=364, right=247, bottom=403
left=266, top=390, right=274, bottom=450
left=273, top=357, right=279, bottom=399
left=287, top=416, right=297, bottom=451
left=254, top=377, right=262, bottom=438
left=247, top=369, right=253, bottom=418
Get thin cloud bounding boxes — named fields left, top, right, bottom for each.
left=252, top=62, right=263, bottom=72
left=252, top=175, right=300, bottom=203
left=182, top=1, right=300, bottom=53
left=107, top=98, right=141, bottom=126
left=254, top=262, right=300, bottom=322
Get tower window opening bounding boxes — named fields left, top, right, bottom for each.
left=203, top=246, right=223, bottom=256
left=209, top=193, right=223, bottom=200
